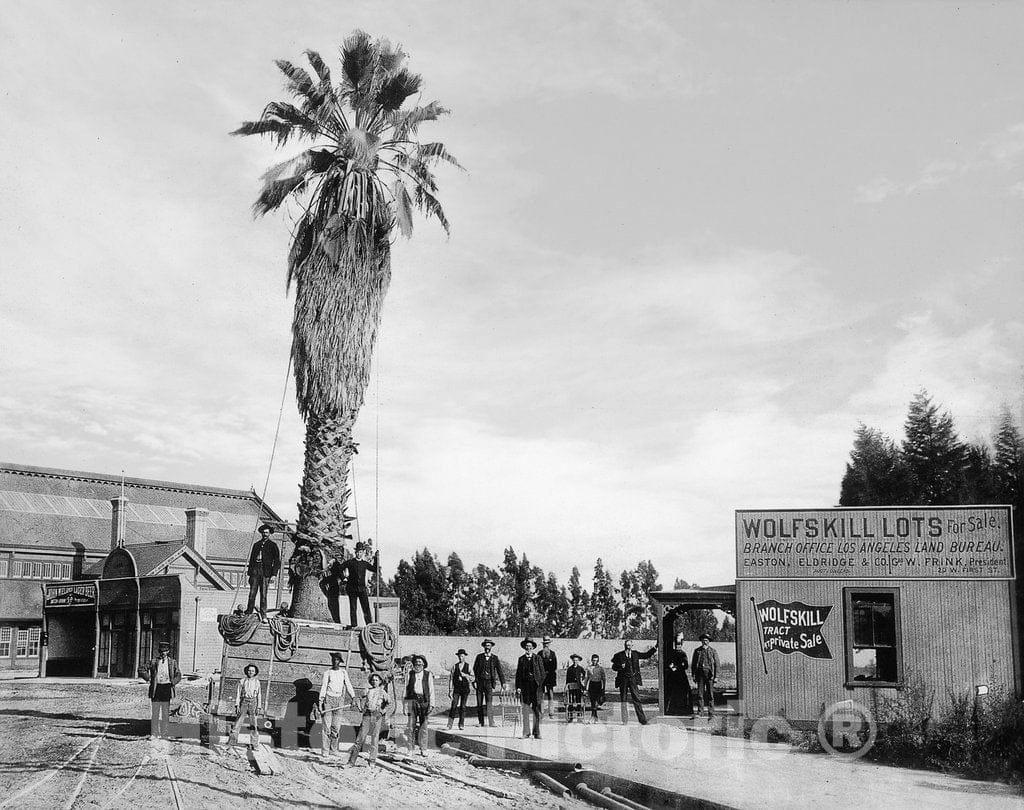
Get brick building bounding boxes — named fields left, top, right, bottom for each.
left=0, top=462, right=285, bottom=674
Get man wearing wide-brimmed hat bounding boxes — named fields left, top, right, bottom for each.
left=403, top=654, right=434, bottom=755
left=246, top=523, right=281, bottom=620
left=146, top=640, right=181, bottom=740
left=447, top=648, right=474, bottom=730
left=515, top=637, right=546, bottom=739
left=318, top=651, right=355, bottom=757
left=472, top=639, right=505, bottom=727
left=539, top=635, right=558, bottom=719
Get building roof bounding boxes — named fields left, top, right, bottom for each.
left=0, top=462, right=284, bottom=563
left=83, top=542, right=231, bottom=589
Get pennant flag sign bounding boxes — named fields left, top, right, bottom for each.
left=754, top=599, right=833, bottom=659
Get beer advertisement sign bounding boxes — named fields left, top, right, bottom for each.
left=736, top=507, right=1014, bottom=580
left=44, top=582, right=97, bottom=608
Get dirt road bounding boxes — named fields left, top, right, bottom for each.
left=0, top=679, right=585, bottom=809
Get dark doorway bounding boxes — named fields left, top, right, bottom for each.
left=45, top=612, right=95, bottom=677
left=100, top=611, right=136, bottom=677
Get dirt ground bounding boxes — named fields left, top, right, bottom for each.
left=0, top=679, right=588, bottom=809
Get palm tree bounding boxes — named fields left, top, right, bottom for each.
left=233, top=32, right=459, bottom=620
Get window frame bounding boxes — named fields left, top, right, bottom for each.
left=843, top=586, right=903, bottom=689
left=0, top=627, right=11, bottom=657
left=27, top=628, right=41, bottom=657
left=15, top=628, right=29, bottom=658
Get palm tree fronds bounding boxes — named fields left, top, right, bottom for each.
left=304, top=49, right=332, bottom=84
left=341, top=30, right=375, bottom=94
left=416, top=141, right=465, bottom=171
left=389, top=101, right=450, bottom=138
left=230, top=119, right=294, bottom=141
left=415, top=184, right=450, bottom=235
left=253, top=174, right=309, bottom=216
left=376, top=68, right=422, bottom=112
left=275, top=59, right=315, bottom=100
left=392, top=178, right=414, bottom=238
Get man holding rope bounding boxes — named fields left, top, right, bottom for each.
left=246, top=523, right=281, bottom=621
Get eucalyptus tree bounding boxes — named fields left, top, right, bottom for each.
left=234, top=32, right=459, bottom=619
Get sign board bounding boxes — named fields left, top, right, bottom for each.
left=199, top=607, right=219, bottom=623
left=736, top=507, right=1014, bottom=580
left=754, top=599, right=832, bottom=658
left=44, top=582, right=98, bottom=608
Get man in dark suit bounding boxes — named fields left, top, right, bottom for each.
left=610, top=639, right=658, bottom=725
left=472, top=639, right=505, bottom=727
left=246, top=523, right=281, bottom=620
left=515, top=637, right=546, bottom=739
left=146, top=640, right=182, bottom=739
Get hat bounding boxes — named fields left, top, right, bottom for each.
left=456, top=648, right=468, bottom=656
left=570, top=653, right=582, bottom=661
left=244, top=664, right=260, bottom=676
left=412, top=654, right=428, bottom=667
left=541, top=635, right=552, bottom=644
left=158, top=641, right=171, bottom=651
left=330, top=651, right=345, bottom=663
left=354, top=541, right=367, bottom=552
left=521, top=637, right=537, bottom=650
left=258, top=523, right=275, bottom=534
left=481, top=639, right=494, bottom=648
left=591, top=654, right=600, bottom=660
left=699, top=633, right=711, bottom=641
left=368, top=672, right=383, bottom=686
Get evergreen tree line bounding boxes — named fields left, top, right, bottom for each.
left=839, top=389, right=1024, bottom=641
left=387, top=549, right=736, bottom=640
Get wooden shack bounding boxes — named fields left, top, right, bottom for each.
left=733, top=506, right=1018, bottom=728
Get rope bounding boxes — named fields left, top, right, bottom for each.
left=359, top=622, right=396, bottom=672
left=218, top=612, right=261, bottom=646
left=268, top=616, right=299, bottom=662
left=229, top=351, right=293, bottom=614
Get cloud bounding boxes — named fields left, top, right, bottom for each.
left=856, top=121, right=1024, bottom=202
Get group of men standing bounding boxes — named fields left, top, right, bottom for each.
left=243, top=524, right=380, bottom=629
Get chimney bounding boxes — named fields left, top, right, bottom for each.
left=185, top=507, right=209, bottom=559
left=110, top=496, right=128, bottom=549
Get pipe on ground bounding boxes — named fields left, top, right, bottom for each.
left=468, top=756, right=582, bottom=772
left=530, top=770, right=572, bottom=799
left=575, top=782, right=635, bottom=810
left=601, top=786, right=651, bottom=810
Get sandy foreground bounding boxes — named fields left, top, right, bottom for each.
left=0, top=679, right=588, bottom=809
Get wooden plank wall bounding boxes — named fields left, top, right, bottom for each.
left=737, top=579, right=1017, bottom=723
left=216, top=622, right=378, bottom=721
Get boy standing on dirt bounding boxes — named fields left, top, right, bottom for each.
left=229, top=664, right=263, bottom=749
left=347, top=672, right=390, bottom=766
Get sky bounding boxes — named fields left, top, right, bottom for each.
left=1, top=2, right=1022, bottom=589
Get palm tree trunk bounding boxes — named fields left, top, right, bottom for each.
left=289, top=411, right=358, bottom=621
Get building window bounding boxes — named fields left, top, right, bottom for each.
left=0, top=628, right=10, bottom=657
left=10, top=561, right=23, bottom=578
left=42, top=562, right=52, bottom=579
left=30, top=562, right=42, bottom=579
left=27, top=628, right=41, bottom=657
left=0, top=559, right=7, bottom=578
left=15, top=629, right=29, bottom=657
left=60, top=563, right=72, bottom=580
left=844, top=588, right=902, bottom=687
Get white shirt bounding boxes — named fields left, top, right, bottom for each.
left=320, top=667, right=354, bottom=700
left=156, top=658, right=170, bottom=684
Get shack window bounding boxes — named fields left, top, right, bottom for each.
left=0, top=628, right=11, bottom=657
left=27, top=628, right=40, bottom=657
left=844, top=588, right=902, bottom=687
left=15, top=629, right=29, bottom=657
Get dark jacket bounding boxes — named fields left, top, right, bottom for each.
left=566, top=664, right=586, bottom=689
left=247, top=538, right=280, bottom=580
left=339, top=557, right=378, bottom=595
left=691, top=644, right=720, bottom=680
left=539, top=647, right=558, bottom=688
left=146, top=655, right=182, bottom=700
left=450, top=662, right=474, bottom=695
left=666, top=649, right=690, bottom=684
left=515, top=653, right=547, bottom=695
left=473, top=652, right=505, bottom=689
left=611, top=646, right=657, bottom=687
